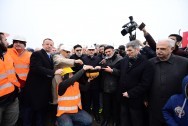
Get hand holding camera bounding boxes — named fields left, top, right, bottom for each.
left=121, top=16, right=146, bottom=41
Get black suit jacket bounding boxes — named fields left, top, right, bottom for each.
left=22, top=49, right=55, bottom=110
left=115, top=55, right=154, bottom=108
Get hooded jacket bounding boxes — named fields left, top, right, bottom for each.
left=162, top=75, right=188, bottom=126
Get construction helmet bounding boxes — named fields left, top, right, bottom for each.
left=61, top=67, right=74, bottom=76
left=86, top=69, right=99, bottom=78
left=13, top=35, right=26, bottom=42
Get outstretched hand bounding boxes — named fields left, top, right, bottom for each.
left=55, top=69, right=63, bottom=75
left=83, top=65, right=94, bottom=71
left=75, top=59, right=83, bottom=65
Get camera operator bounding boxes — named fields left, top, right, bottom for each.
left=141, top=28, right=188, bottom=58
left=138, top=40, right=156, bottom=59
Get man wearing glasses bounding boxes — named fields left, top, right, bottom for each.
left=70, top=44, right=86, bottom=73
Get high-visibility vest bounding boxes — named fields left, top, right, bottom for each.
left=0, top=53, right=20, bottom=97
left=56, top=82, right=82, bottom=117
left=7, top=48, right=31, bottom=81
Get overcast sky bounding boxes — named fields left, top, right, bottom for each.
left=0, top=0, right=188, bottom=49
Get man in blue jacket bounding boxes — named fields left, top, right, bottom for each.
left=162, top=75, right=188, bottom=126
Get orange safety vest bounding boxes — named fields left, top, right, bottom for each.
left=7, top=48, right=31, bottom=81
left=56, top=82, right=82, bottom=117
left=0, top=53, right=20, bottom=97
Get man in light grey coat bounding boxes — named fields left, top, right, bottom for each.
left=52, top=44, right=83, bottom=104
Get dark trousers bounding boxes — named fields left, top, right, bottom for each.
left=120, top=102, right=144, bottom=126
left=81, top=89, right=100, bottom=115
left=21, top=106, right=47, bottom=126
left=21, top=104, right=57, bottom=126
left=149, top=114, right=167, bottom=126
left=102, top=92, right=120, bottom=123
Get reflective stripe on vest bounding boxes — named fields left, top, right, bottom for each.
left=0, top=82, right=15, bottom=97
left=0, top=82, right=13, bottom=90
left=58, top=106, right=77, bottom=111
left=57, top=82, right=82, bottom=116
left=17, top=73, right=27, bottom=77
left=0, top=69, right=15, bottom=79
left=0, top=52, right=20, bottom=89
left=58, top=94, right=81, bottom=101
left=0, top=73, right=7, bottom=79
left=7, top=48, right=31, bottom=82
left=58, top=102, right=81, bottom=111
left=7, top=69, right=15, bottom=75
left=14, top=64, right=29, bottom=69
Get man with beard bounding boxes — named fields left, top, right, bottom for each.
left=97, top=44, right=106, bottom=61
left=69, top=44, right=85, bottom=72
left=0, top=32, right=21, bottom=126
left=100, top=45, right=123, bottom=126
left=168, top=34, right=188, bottom=57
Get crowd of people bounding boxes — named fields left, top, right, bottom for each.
left=0, top=28, right=188, bottom=126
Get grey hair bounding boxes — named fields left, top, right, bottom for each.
left=57, top=43, right=64, bottom=52
left=0, top=32, right=4, bottom=42
left=157, top=39, right=176, bottom=48
left=126, top=40, right=140, bottom=49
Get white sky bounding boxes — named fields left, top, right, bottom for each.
left=0, top=0, right=188, bottom=49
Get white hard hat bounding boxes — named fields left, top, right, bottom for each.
left=13, top=35, right=26, bottom=42
left=59, top=45, right=72, bottom=52
left=87, top=45, right=95, bottom=50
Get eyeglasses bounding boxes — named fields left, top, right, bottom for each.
left=63, top=50, right=70, bottom=53
left=75, top=49, right=82, bottom=52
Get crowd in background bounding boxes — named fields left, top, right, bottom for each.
left=0, top=27, right=188, bottom=126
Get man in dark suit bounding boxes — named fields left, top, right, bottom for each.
left=21, top=38, right=62, bottom=126
left=113, top=40, right=154, bottom=126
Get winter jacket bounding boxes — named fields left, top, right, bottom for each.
left=162, top=75, right=188, bottom=126
left=101, top=53, right=122, bottom=93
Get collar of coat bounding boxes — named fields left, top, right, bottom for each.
left=154, top=54, right=174, bottom=64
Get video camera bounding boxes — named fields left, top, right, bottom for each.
left=121, top=16, right=145, bottom=41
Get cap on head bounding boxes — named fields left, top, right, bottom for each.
left=61, top=67, right=74, bottom=76
left=104, top=45, right=114, bottom=51
left=59, top=45, right=72, bottom=52
left=73, top=44, right=82, bottom=50
left=12, top=35, right=27, bottom=46
left=169, top=34, right=182, bottom=42
left=87, top=45, right=95, bottom=50
left=13, top=35, right=26, bottom=42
